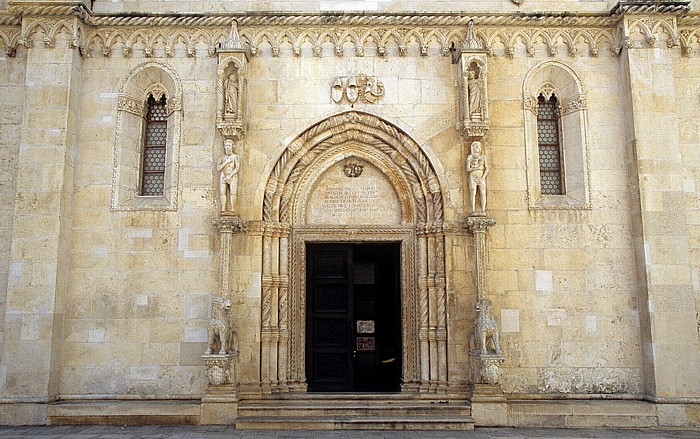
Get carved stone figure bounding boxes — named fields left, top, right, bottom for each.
left=205, top=295, right=234, bottom=355
left=224, top=71, right=239, bottom=116
left=475, top=299, right=501, bottom=356
left=468, top=69, right=482, bottom=117
left=467, top=141, right=488, bottom=215
left=217, top=139, right=240, bottom=213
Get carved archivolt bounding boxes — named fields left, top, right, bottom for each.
left=257, top=110, right=450, bottom=394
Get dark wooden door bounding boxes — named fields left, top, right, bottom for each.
left=306, top=243, right=401, bottom=392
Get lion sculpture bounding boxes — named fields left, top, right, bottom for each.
left=475, top=299, right=501, bottom=355
left=205, top=295, right=234, bottom=355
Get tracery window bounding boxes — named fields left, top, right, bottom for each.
left=536, top=94, right=564, bottom=195
left=112, top=62, right=182, bottom=211
left=523, top=61, right=590, bottom=209
left=141, top=94, right=167, bottom=196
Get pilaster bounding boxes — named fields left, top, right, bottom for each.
left=1, top=10, right=84, bottom=423
left=616, top=0, right=700, bottom=401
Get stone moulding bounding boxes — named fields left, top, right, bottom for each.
left=5, top=7, right=700, bottom=58
left=0, top=10, right=632, bottom=59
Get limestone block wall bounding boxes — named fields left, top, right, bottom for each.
left=674, top=53, right=700, bottom=394
left=6, top=2, right=699, bottom=404
left=49, top=32, right=647, bottom=398
left=485, top=54, right=642, bottom=396
left=60, top=56, right=219, bottom=397
left=0, top=49, right=25, bottom=386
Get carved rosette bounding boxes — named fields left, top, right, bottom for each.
left=202, top=354, right=235, bottom=386
left=470, top=351, right=505, bottom=385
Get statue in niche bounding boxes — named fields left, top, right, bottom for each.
left=217, top=139, right=240, bottom=213
left=467, top=65, right=483, bottom=118
left=224, top=69, right=239, bottom=117
left=475, top=299, right=501, bottom=356
left=205, top=296, right=234, bottom=355
left=466, top=140, right=488, bottom=215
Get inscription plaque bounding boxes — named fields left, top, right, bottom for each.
left=306, top=161, right=401, bottom=225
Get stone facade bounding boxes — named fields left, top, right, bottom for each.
left=0, top=0, right=699, bottom=428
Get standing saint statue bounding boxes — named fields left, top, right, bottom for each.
left=224, top=71, right=239, bottom=116
left=217, top=139, right=240, bottom=213
left=467, top=69, right=482, bottom=117
left=466, top=141, right=488, bottom=215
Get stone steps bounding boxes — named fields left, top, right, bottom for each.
left=47, top=400, right=201, bottom=425
left=235, top=395, right=474, bottom=430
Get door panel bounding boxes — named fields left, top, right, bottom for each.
left=306, top=243, right=401, bottom=392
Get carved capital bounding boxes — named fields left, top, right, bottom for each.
left=523, top=94, right=538, bottom=115
left=216, top=121, right=245, bottom=140
left=117, top=94, right=145, bottom=117
left=560, top=94, right=587, bottom=115
left=166, top=97, right=181, bottom=115
left=470, top=351, right=505, bottom=385
left=466, top=216, right=496, bottom=234
left=202, top=354, right=235, bottom=386
left=461, top=122, right=489, bottom=139
left=211, top=215, right=246, bottom=234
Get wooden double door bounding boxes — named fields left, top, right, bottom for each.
left=306, top=243, right=402, bottom=392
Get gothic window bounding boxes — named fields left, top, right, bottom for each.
left=523, top=61, right=590, bottom=209
left=112, top=62, right=182, bottom=211
left=141, top=94, right=167, bottom=196
left=536, top=94, right=564, bottom=195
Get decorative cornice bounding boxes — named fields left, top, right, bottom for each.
left=610, top=1, right=691, bottom=17
left=0, top=13, right=21, bottom=26
left=9, top=10, right=700, bottom=58
left=84, top=12, right=616, bottom=28
left=7, top=1, right=91, bottom=20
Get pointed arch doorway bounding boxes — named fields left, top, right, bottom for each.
left=259, top=111, right=449, bottom=394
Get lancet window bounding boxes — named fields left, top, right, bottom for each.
left=111, top=62, right=182, bottom=211
left=141, top=94, right=168, bottom=196
left=536, top=94, right=564, bottom=195
left=523, top=61, right=590, bottom=209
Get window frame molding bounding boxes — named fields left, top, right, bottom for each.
left=111, top=61, right=183, bottom=211
left=523, top=61, right=591, bottom=210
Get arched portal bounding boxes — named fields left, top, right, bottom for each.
left=260, top=110, right=448, bottom=394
